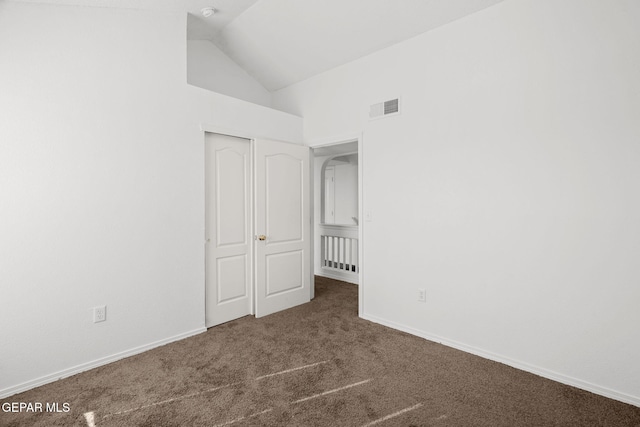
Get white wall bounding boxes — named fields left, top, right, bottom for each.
left=273, top=0, right=640, bottom=405
left=187, top=39, right=272, bottom=108
left=333, top=162, right=358, bottom=225
left=319, top=159, right=358, bottom=226
left=0, top=1, right=302, bottom=397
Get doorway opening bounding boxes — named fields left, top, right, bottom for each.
left=312, top=139, right=362, bottom=302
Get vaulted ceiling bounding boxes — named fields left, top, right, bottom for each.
left=190, top=0, right=505, bottom=91
left=14, top=0, right=505, bottom=91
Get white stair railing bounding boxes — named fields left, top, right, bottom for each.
left=319, top=224, right=358, bottom=283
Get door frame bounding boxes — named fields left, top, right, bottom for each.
left=309, top=132, right=364, bottom=316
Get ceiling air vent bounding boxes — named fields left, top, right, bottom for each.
left=369, top=97, right=401, bottom=120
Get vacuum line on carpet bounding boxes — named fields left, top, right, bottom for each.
left=88, top=360, right=330, bottom=423
left=360, top=403, right=424, bottom=426
left=100, top=382, right=239, bottom=419
left=212, top=408, right=274, bottom=427
left=255, top=360, right=329, bottom=380
left=210, top=379, right=374, bottom=426
left=292, top=379, right=373, bottom=404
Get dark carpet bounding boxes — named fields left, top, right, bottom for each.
left=2, top=276, right=639, bottom=426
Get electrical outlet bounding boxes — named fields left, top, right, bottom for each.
left=93, top=305, right=106, bottom=323
left=418, top=289, right=426, bottom=303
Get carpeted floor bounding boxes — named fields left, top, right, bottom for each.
left=2, top=276, right=639, bottom=426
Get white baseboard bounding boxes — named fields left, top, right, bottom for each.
left=317, top=268, right=359, bottom=285
left=0, top=327, right=207, bottom=399
left=360, top=313, right=640, bottom=408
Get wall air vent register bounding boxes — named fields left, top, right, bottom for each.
left=369, top=97, right=401, bottom=120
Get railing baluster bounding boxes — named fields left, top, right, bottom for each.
left=350, top=238, right=354, bottom=271
left=345, top=238, right=350, bottom=271
left=329, top=236, right=335, bottom=267
left=353, top=238, right=358, bottom=272
left=324, top=235, right=328, bottom=267
left=322, top=235, right=326, bottom=267
left=331, top=236, right=336, bottom=268
left=319, top=225, right=358, bottom=281
left=342, top=238, right=346, bottom=270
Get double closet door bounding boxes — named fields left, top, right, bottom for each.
left=205, top=133, right=311, bottom=328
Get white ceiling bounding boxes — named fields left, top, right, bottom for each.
left=197, top=0, right=505, bottom=91
left=186, top=0, right=261, bottom=40
left=14, top=0, right=505, bottom=92
left=313, top=141, right=359, bottom=157
left=12, top=0, right=260, bottom=34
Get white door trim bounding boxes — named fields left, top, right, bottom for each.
left=200, top=124, right=261, bottom=141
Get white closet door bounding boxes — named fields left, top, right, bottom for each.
left=254, top=139, right=311, bottom=317
left=205, top=133, right=252, bottom=327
